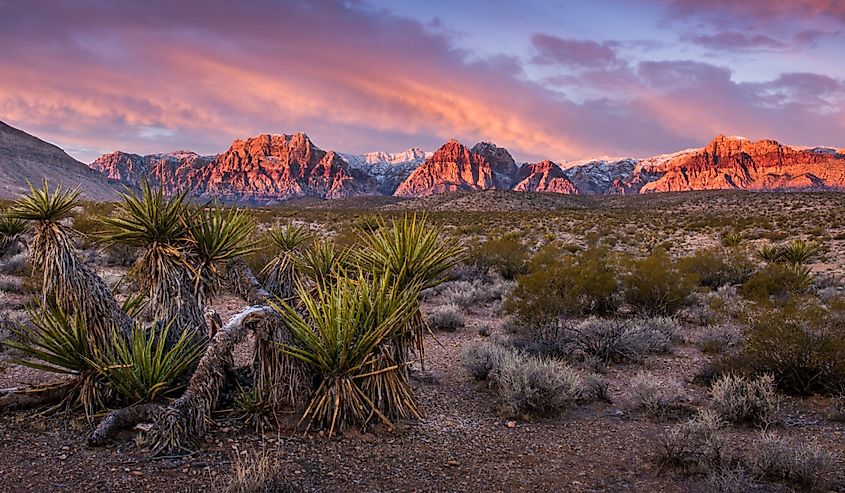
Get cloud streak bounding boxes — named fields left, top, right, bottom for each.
left=0, top=0, right=842, bottom=165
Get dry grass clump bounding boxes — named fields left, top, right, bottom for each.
left=702, top=468, right=759, bottom=493
left=749, top=433, right=834, bottom=490
left=628, top=372, right=687, bottom=419
left=710, top=374, right=779, bottom=428
left=218, top=447, right=302, bottom=493
left=425, top=303, right=465, bottom=332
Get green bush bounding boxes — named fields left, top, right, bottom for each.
left=739, top=263, right=812, bottom=302
left=677, top=248, right=754, bottom=288
left=621, top=249, right=698, bottom=316
left=466, top=234, right=529, bottom=280
left=505, top=245, right=618, bottom=326
left=715, top=298, right=845, bottom=395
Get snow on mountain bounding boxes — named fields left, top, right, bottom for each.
left=340, top=148, right=431, bottom=194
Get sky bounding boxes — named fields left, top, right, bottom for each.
left=0, top=0, right=844, bottom=164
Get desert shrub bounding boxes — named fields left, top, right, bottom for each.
left=441, top=277, right=514, bottom=308
left=466, top=234, right=529, bottom=280
left=716, top=298, right=845, bottom=395
left=656, top=410, right=730, bottom=474
left=494, top=352, right=583, bottom=417
left=709, top=374, right=779, bottom=427
left=628, top=372, right=685, bottom=419
left=621, top=248, right=698, bottom=316
left=0, top=252, right=27, bottom=275
left=580, top=372, right=610, bottom=403
left=460, top=340, right=510, bottom=380
left=698, top=324, right=743, bottom=355
left=702, top=468, right=759, bottom=493
left=576, top=317, right=670, bottom=363
left=677, top=248, right=754, bottom=288
left=220, top=447, right=302, bottom=493
left=739, top=263, right=813, bottom=301
left=426, top=303, right=465, bottom=332
left=749, top=433, right=833, bottom=489
left=505, top=245, right=618, bottom=326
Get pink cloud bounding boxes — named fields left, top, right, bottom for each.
left=0, top=0, right=842, bottom=165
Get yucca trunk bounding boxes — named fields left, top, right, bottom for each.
left=31, top=220, right=133, bottom=349
left=147, top=270, right=208, bottom=346
left=146, top=259, right=308, bottom=453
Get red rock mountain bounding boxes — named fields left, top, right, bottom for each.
left=92, top=133, right=378, bottom=202
left=91, top=150, right=214, bottom=193
left=513, top=160, right=578, bottom=194
left=640, top=135, right=845, bottom=193
left=394, top=139, right=497, bottom=197
left=84, top=132, right=845, bottom=201
left=470, top=142, right=519, bottom=189
left=0, top=120, right=121, bottom=200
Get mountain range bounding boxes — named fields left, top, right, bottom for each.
left=2, top=119, right=845, bottom=202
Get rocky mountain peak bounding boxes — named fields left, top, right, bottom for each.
left=393, top=139, right=496, bottom=197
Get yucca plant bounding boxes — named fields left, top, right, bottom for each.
left=10, top=181, right=132, bottom=347
left=355, top=214, right=464, bottom=364
left=0, top=213, right=27, bottom=256
left=779, top=239, right=819, bottom=265
left=756, top=244, right=783, bottom=263
left=721, top=231, right=743, bottom=248
left=296, top=239, right=345, bottom=289
left=273, top=273, right=420, bottom=436
left=260, top=223, right=311, bottom=299
left=355, top=213, right=382, bottom=233
left=91, top=322, right=204, bottom=403
left=186, top=204, right=256, bottom=303
left=100, top=182, right=204, bottom=341
left=4, top=305, right=106, bottom=419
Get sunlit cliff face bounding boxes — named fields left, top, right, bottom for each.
left=0, top=0, right=843, bottom=163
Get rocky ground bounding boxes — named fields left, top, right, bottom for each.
left=2, top=287, right=845, bottom=492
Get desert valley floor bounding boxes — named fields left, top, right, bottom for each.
left=1, top=191, right=845, bottom=492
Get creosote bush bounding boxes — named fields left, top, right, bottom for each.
left=505, top=245, right=618, bottom=326
left=465, top=233, right=529, bottom=280
left=621, top=248, right=698, bottom=316
left=677, top=248, right=754, bottom=288
left=739, top=263, right=813, bottom=301
left=709, top=374, right=779, bottom=428
left=715, top=298, right=845, bottom=395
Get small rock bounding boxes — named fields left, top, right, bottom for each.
left=58, top=454, right=67, bottom=460
left=506, top=421, right=517, bottom=428
left=447, top=460, right=460, bottom=467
